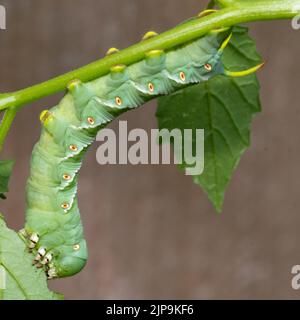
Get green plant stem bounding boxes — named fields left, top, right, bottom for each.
left=217, top=0, right=237, bottom=7
left=0, top=107, right=19, bottom=152
left=0, top=0, right=299, bottom=113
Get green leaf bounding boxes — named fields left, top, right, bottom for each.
left=156, top=26, right=262, bottom=212
left=0, top=160, right=14, bottom=200
left=0, top=216, right=63, bottom=300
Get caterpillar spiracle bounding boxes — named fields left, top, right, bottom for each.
left=22, top=27, right=262, bottom=279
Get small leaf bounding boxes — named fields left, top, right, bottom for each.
left=0, top=160, right=14, bottom=200
left=0, top=216, right=63, bottom=300
left=156, top=26, right=262, bottom=212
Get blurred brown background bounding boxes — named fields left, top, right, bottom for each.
left=1, top=0, right=300, bottom=299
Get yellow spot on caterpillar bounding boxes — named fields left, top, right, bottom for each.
left=61, top=202, right=70, bottom=210
left=73, top=244, right=80, bottom=251
left=110, top=64, right=126, bottom=73
left=148, top=82, right=155, bottom=93
left=63, top=174, right=71, bottom=181
left=142, top=31, right=158, bottom=41
left=106, top=47, right=119, bottom=55
left=204, top=63, right=212, bottom=72
left=69, top=144, right=78, bottom=152
left=39, top=110, right=52, bottom=124
left=67, top=79, right=81, bottom=92
left=145, top=49, right=164, bottom=59
left=115, top=97, right=122, bottom=106
left=87, top=117, right=95, bottom=125
left=179, top=71, right=186, bottom=82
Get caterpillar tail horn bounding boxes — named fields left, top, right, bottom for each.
left=218, top=32, right=233, bottom=53
left=225, top=62, right=265, bottom=78
left=210, top=27, right=231, bottom=34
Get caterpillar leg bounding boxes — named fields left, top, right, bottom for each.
left=33, top=247, right=46, bottom=263
left=142, top=31, right=158, bottom=41
left=198, top=9, right=218, bottom=18
left=225, top=62, right=265, bottom=77
left=33, top=247, right=55, bottom=278
left=41, top=252, right=53, bottom=265
left=106, top=47, right=119, bottom=56
left=178, top=9, right=219, bottom=28
left=47, top=267, right=57, bottom=280
left=210, top=27, right=231, bottom=34
left=27, top=232, right=39, bottom=249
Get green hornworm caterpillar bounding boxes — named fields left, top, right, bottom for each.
left=22, top=24, right=262, bottom=279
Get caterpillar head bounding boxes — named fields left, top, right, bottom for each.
left=53, top=240, right=88, bottom=278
